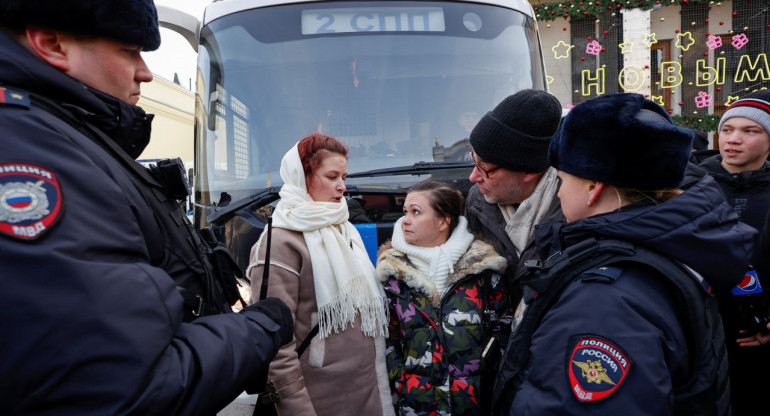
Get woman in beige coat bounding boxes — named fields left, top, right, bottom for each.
left=247, top=133, right=394, bottom=416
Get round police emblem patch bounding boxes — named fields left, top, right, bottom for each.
left=0, top=163, right=63, bottom=240
left=568, top=335, right=630, bottom=403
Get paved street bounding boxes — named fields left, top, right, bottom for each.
left=217, top=392, right=259, bottom=416
left=217, top=402, right=254, bottom=416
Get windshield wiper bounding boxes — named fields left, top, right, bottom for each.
left=205, top=162, right=473, bottom=224
left=346, top=161, right=473, bottom=178
left=205, top=186, right=281, bottom=225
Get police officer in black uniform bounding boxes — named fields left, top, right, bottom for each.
left=492, top=93, right=753, bottom=416
left=0, top=1, right=293, bottom=414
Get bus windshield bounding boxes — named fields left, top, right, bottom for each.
left=196, top=0, right=545, bottom=211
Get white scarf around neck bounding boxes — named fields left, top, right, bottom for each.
left=391, top=216, right=475, bottom=295
left=499, top=167, right=559, bottom=256
left=271, top=143, right=388, bottom=339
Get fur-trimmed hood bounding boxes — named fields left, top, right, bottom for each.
left=376, top=239, right=507, bottom=305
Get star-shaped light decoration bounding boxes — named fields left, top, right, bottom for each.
left=619, top=39, right=634, bottom=54
left=725, top=95, right=740, bottom=106
left=642, top=33, right=658, bottom=48
left=552, top=40, right=573, bottom=59
left=651, top=96, right=665, bottom=106
left=675, top=32, right=696, bottom=51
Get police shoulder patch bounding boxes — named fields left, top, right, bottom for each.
left=568, top=334, right=631, bottom=403
left=0, top=163, right=63, bottom=241
left=581, top=264, right=624, bottom=284
left=0, top=87, right=30, bottom=109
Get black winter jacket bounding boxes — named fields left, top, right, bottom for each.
left=496, top=175, right=753, bottom=416
left=684, top=155, right=770, bottom=416
left=687, top=154, right=770, bottom=233
left=0, top=31, right=282, bottom=415
left=464, top=183, right=564, bottom=306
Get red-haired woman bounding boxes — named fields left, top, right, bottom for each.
left=248, top=133, right=394, bottom=415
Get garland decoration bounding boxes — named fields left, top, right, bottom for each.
left=671, top=114, right=721, bottom=131
left=533, top=0, right=714, bottom=22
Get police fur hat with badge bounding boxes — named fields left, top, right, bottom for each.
left=0, top=0, right=161, bottom=51
left=470, top=89, right=563, bottom=173
left=549, top=93, right=694, bottom=190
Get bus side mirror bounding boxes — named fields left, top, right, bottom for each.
left=157, top=5, right=200, bottom=52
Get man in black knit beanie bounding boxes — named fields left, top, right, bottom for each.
left=464, top=89, right=564, bottom=305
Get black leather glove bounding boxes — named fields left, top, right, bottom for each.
left=241, top=297, right=294, bottom=348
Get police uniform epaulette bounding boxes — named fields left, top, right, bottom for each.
left=0, top=86, right=31, bottom=109
left=581, top=264, right=625, bottom=283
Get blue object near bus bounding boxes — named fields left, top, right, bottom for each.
left=354, top=223, right=379, bottom=266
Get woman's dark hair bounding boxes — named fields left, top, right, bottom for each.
left=297, top=133, right=349, bottom=180
left=407, top=179, right=465, bottom=234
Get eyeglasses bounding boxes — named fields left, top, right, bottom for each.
left=470, top=151, right=500, bottom=179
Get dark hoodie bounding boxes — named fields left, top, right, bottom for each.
left=687, top=155, right=770, bottom=281
left=684, top=154, right=770, bottom=416
left=688, top=154, right=770, bottom=234
left=505, top=175, right=753, bottom=416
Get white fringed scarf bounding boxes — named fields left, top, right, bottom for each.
left=390, top=216, right=475, bottom=295
left=271, top=143, right=388, bottom=339
left=499, top=167, right=560, bottom=256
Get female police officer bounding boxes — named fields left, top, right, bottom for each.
left=493, top=93, right=755, bottom=416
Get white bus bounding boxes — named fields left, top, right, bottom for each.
left=160, top=0, right=548, bottom=278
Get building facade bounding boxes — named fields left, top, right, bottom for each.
left=137, top=75, right=195, bottom=163
left=537, top=0, right=770, bottom=142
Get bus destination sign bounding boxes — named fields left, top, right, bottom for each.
left=302, top=7, right=445, bottom=35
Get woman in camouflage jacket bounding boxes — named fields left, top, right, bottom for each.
left=376, top=179, right=510, bottom=416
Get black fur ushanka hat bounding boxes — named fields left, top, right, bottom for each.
left=0, top=0, right=161, bottom=51
left=549, top=93, right=694, bottom=190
